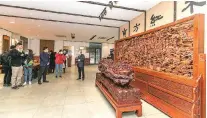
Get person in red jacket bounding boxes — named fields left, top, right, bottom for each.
left=55, top=50, right=66, bottom=78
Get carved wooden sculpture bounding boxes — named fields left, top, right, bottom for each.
left=97, top=59, right=142, bottom=118
left=98, top=59, right=134, bottom=86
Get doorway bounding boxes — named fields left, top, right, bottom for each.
left=40, top=40, right=54, bottom=53
left=20, top=36, right=28, bottom=51
left=89, top=43, right=102, bottom=64
left=2, top=35, right=10, bottom=52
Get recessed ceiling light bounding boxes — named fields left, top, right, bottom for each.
left=38, top=25, right=40, bottom=27
left=9, top=21, right=15, bottom=24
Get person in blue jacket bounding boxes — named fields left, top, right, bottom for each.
left=38, top=47, right=50, bottom=85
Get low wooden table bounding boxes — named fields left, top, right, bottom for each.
left=95, top=80, right=142, bottom=118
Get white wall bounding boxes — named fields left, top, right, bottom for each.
left=11, top=33, right=21, bottom=45
left=102, top=43, right=114, bottom=58
left=28, top=39, right=64, bottom=56
left=28, top=38, right=40, bottom=56
left=54, top=40, right=64, bottom=52
left=0, top=29, right=12, bottom=54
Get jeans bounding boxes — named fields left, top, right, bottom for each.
left=38, top=66, right=48, bottom=82
left=11, top=66, right=23, bottom=87
left=55, top=64, right=63, bottom=77
left=3, top=66, right=11, bottom=85
left=24, top=67, right=32, bottom=82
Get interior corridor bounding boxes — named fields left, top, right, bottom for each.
left=0, top=66, right=169, bottom=118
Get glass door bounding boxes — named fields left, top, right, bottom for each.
left=89, top=49, right=95, bottom=64
left=89, top=48, right=101, bottom=64
left=95, top=48, right=101, bottom=64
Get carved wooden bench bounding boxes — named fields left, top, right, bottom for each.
left=95, top=79, right=142, bottom=118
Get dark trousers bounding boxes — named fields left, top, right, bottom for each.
left=78, top=66, right=85, bottom=79
left=38, top=66, right=48, bottom=82
left=63, top=61, right=66, bottom=73
left=3, top=66, right=11, bottom=85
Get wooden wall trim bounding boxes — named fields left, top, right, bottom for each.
left=128, top=21, right=130, bottom=36
left=144, top=11, right=146, bottom=31
left=198, top=54, right=206, bottom=118
left=174, top=1, right=177, bottom=21
left=118, top=28, right=120, bottom=40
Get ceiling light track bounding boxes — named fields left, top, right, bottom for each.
left=79, top=1, right=146, bottom=12
left=0, top=14, right=119, bottom=28
left=0, top=4, right=129, bottom=22
left=89, top=35, right=97, bottom=40
left=106, top=36, right=114, bottom=41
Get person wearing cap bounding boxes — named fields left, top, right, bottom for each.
left=9, top=42, right=26, bottom=89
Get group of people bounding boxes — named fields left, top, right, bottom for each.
left=37, top=47, right=67, bottom=85
left=0, top=42, right=34, bottom=89
left=0, top=42, right=85, bottom=90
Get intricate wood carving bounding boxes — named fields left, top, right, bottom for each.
left=96, top=73, right=140, bottom=104
left=95, top=73, right=142, bottom=118
left=116, top=20, right=194, bottom=78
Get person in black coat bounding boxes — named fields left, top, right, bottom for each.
left=38, top=47, right=50, bottom=85
left=63, top=50, right=67, bottom=73
left=49, top=50, right=55, bottom=73
left=9, top=42, right=26, bottom=89
left=76, top=51, right=85, bottom=81
left=0, top=45, right=15, bottom=87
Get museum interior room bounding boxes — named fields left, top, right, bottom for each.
left=0, top=1, right=206, bottom=118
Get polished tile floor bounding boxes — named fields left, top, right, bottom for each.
left=0, top=65, right=170, bottom=118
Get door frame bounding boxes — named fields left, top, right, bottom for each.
left=89, top=48, right=102, bottom=65
left=2, top=35, right=10, bottom=52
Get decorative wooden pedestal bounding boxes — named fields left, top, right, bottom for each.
left=95, top=80, right=142, bottom=118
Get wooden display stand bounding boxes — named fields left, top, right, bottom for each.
left=115, top=14, right=205, bottom=118
left=95, top=80, right=142, bottom=118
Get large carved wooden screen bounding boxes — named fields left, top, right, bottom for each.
left=115, top=14, right=205, bottom=118
left=116, top=20, right=194, bottom=77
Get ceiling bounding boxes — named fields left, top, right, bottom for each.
left=0, top=0, right=160, bottom=43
